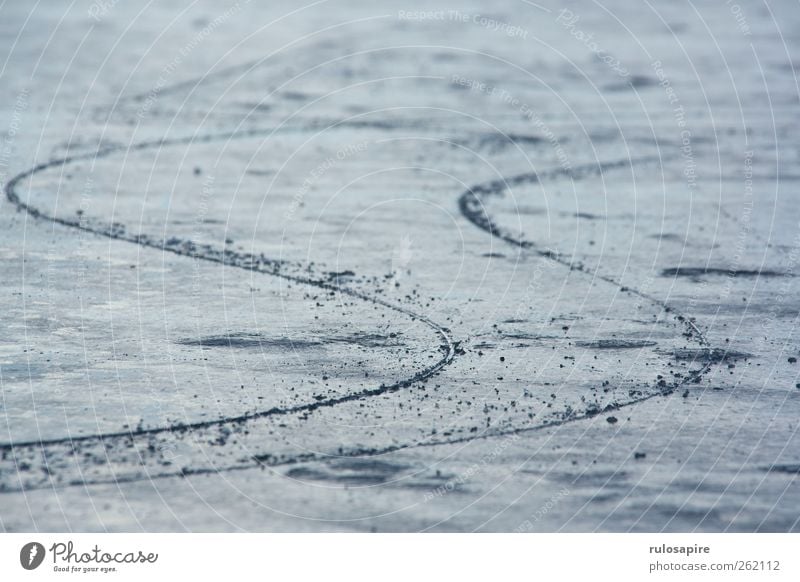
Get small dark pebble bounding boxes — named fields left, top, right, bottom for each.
left=634, top=452, right=646, bottom=459
left=606, top=416, right=618, bottom=424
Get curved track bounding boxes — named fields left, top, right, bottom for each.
left=0, top=125, right=719, bottom=493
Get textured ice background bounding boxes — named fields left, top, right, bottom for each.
left=1, top=0, right=799, bottom=531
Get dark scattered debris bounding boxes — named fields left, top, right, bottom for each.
left=766, top=464, right=800, bottom=475
left=661, top=267, right=789, bottom=278
left=664, top=348, right=752, bottom=364
left=576, top=339, right=657, bottom=349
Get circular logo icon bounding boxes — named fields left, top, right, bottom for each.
left=20, top=542, right=45, bottom=570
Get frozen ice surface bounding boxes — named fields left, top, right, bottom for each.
left=1, top=0, right=799, bottom=531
